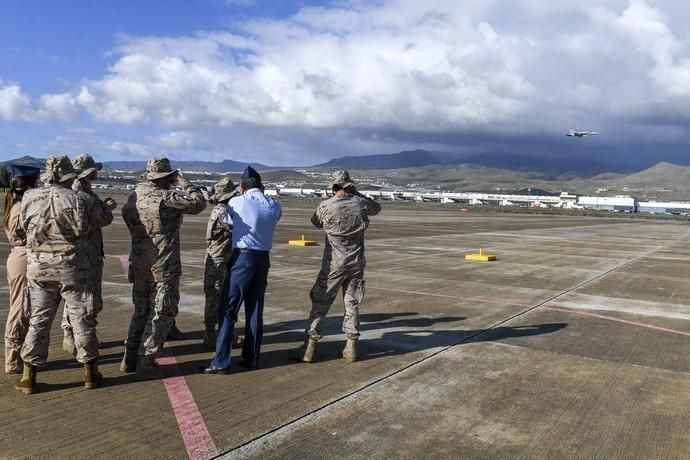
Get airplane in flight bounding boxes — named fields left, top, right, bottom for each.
left=567, top=129, right=599, bottom=137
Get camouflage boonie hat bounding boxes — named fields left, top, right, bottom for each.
left=145, top=158, right=177, bottom=180
left=72, top=154, right=103, bottom=179
left=331, top=170, right=355, bottom=188
left=214, top=176, right=238, bottom=202
left=44, top=155, right=79, bottom=183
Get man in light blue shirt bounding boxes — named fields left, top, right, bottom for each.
left=202, top=166, right=281, bottom=373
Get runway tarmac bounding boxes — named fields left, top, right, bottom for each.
left=1, top=199, right=688, bottom=459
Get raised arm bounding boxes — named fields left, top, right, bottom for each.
left=355, top=191, right=381, bottom=216
left=86, top=193, right=114, bottom=230
left=164, top=175, right=207, bottom=214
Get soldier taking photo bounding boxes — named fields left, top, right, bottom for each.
left=290, top=170, right=381, bottom=364
left=120, top=158, right=206, bottom=380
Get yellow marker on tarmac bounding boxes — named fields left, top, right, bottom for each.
left=288, top=234, right=317, bottom=246
left=465, top=248, right=497, bottom=261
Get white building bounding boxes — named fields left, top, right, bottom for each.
left=578, top=195, right=636, bottom=212
left=637, top=201, right=690, bottom=215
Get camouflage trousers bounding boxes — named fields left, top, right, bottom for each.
left=4, top=247, right=29, bottom=373
left=204, top=256, right=228, bottom=328
left=21, top=278, right=100, bottom=366
left=61, top=259, right=103, bottom=338
left=307, top=269, right=365, bottom=341
left=124, top=276, right=180, bottom=357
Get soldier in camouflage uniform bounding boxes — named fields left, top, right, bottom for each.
left=62, top=154, right=116, bottom=354
left=203, top=176, right=240, bottom=349
left=290, top=170, right=381, bottom=363
left=120, top=158, right=206, bottom=380
left=15, top=155, right=113, bottom=394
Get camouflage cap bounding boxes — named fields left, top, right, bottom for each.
left=331, top=170, right=355, bottom=189
left=145, top=157, right=178, bottom=180
left=214, top=176, right=238, bottom=202
left=72, top=153, right=103, bottom=179
left=44, top=155, right=78, bottom=184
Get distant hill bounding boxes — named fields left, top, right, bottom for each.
left=611, top=162, right=690, bottom=188
left=206, top=169, right=308, bottom=183
left=315, top=149, right=452, bottom=169
left=0, top=156, right=276, bottom=173
left=104, top=159, right=272, bottom=172
left=316, top=149, right=622, bottom=175
left=457, top=152, right=620, bottom=176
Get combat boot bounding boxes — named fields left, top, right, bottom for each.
left=342, top=337, right=358, bottom=363
left=119, top=348, right=137, bottom=373
left=14, top=362, right=37, bottom=395
left=289, top=338, right=317, bottom=363
left=84, top=360, right=103, bottom=389
left=202, top=326, right=217, bottom=350
left=62, top=333, right=76, bottom=355
left=135, top=355, right=171, bottom=381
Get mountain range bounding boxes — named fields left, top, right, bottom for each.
left=1, top=149, right=628, bottom=175
left=4, top=153, right=690, bottom=199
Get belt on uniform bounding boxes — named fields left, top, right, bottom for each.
left=238, top=248, right=269, bottom=254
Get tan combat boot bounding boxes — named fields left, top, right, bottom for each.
left=135, top=355, right=170, bottom=381
left=14, top=362, right=37, bottom=395
left=289, top=338, right=317, bottom=363
left=202, top=326, right=217, bottom=350
left=84, top=360, right=103, bottom=389
left=119, top=348, right=138, bottom=373
left=342, top=338, right=358, bottom=363
left=62, top=333, right=76, bottom=355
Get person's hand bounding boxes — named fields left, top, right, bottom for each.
left=176, top=173, right=191, bottom=187
left=105, top=197, right=117, bottom=209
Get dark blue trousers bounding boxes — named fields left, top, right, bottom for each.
left=212, top=250, right=270, bottom=369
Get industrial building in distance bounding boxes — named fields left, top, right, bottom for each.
left=270, top=188, right=690, bottom=216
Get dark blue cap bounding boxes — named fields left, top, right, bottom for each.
left=9, top=165, right=41, bottom=179
left=242, top=166, right=261, bottom=181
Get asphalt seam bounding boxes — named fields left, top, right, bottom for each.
left=218, top=240, right=679, bottom=459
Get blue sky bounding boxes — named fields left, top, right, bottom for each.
left=2, top=0, right=690, bottom=168
left=0, top=1, right=318, bottom=94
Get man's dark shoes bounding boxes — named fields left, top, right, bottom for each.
left=199, top=364, right=229, bottom=375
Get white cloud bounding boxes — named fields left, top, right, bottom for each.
left=0, top=83, right=78, bottom=122
left=3, top=0, right=690, bottom=161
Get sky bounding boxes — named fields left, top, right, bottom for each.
left=1, top=0, right=690, bottom=168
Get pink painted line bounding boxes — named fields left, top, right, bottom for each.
left=544, top=306, right=690, bottom=337
left=112, top=256, right=217, bottom=459
left=117, top=255, right=129, bottom=274
left=157, top=349, right=219, bottom=460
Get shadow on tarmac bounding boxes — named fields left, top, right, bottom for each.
left=172, top=313, right=566, bottom=376
left=24, top=314, right=566, bottom=391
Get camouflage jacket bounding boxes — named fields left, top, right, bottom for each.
left=206, top=203, right=233, bottom=263
left=122, top=181, right=206, bottom=281
left=73, top=178, right=113, bottom=260
left=311, top=193, right=381, bottom=271
left=20, top=184, right=113, bottom=282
